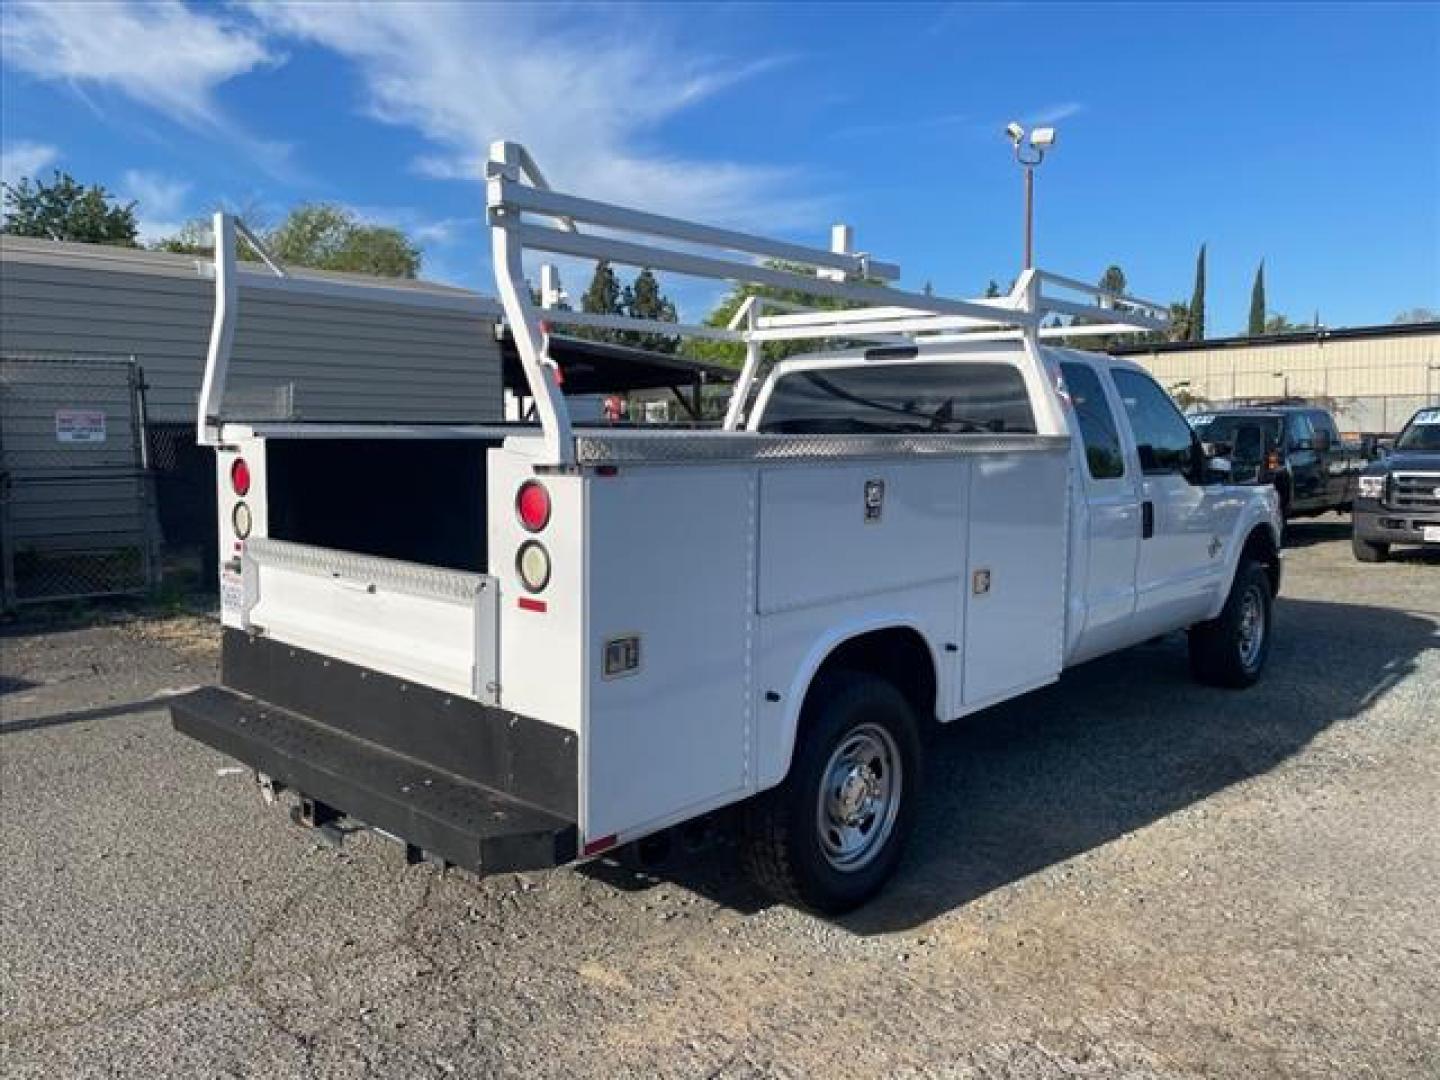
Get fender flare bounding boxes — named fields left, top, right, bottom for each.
left=1206, top=499, right=1283, bottom=621
left=757, top=613, right=944, bottom=792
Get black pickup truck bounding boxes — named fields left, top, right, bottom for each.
left=1352, top=407, right=1440, bottom=561
left=1189, top=405, right=1364, bottom=519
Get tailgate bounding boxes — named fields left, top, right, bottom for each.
left=236, top=537, right=498, bottom=703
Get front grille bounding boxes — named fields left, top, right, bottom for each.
left=1389, top=472, right=1440, bottom=512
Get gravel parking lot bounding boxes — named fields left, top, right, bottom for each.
left=2, top=517, right=1437, bottom=1079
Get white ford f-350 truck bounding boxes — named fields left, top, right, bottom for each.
left=171, top=142, right=1282, bottom=913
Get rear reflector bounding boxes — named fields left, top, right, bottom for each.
left=517, top=597, right=547, bottom=613
left=582, top=834, right=618, bottom=857
left=230, top=457, right=251, bottom=497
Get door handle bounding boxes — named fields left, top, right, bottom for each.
left=1141, top=500, right=1155, bottom=539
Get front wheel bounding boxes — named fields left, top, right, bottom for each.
left=1189, top=561, right=1273, bottom=688
left=743, top=671, right=921, bottom=914
left=1351, top=533, right=1389, bottom=562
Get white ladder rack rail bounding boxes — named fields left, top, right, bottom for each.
left=484, top=139, right=1168, bottom=463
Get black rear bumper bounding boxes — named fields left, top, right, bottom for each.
left=170, top=630, right=578, bottom=873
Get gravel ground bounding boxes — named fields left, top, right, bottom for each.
left=2, top=517, right=1437, bottom=1079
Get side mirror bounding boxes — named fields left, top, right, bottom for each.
left=1312, top=431, right=1331, bottom=452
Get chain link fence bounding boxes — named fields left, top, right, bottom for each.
left=0, top=355, right=160, bottom=607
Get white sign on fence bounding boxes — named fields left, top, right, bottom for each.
left=55, top=409, right=107, bottom=443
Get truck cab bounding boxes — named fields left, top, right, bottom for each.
left=1352, top=406, right=1440, bottom=560
left=750, top=345, right=1280, bottom=669
left=1189, top=405, right=1362, bottom=520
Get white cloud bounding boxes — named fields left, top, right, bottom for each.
left=246, top=3, right=817, bottom=231
left=1027, top=102, right=1085, bottom=125
left=0, top=140, right=59, bottom=187
left=119, top=169, right=193, bottom=244
left=1, top=0, right=274, bottom=126
left=1, top=1, right=296, bottom=179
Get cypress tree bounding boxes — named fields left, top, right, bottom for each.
left=1188, top=243, right=1207, bottom=341
left=580, top=261, right=624, bottom=342
left=1248, top=260, right=1266, bottom=336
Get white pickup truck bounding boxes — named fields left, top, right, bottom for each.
left=171, top=143, right=1282, bottom=913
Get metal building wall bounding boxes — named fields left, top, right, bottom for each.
left=0, top=236, right=504, bottom=425
left=1118, top=326, right=1440, bottom=433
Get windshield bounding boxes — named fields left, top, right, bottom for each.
left=758, top=362, right=1036, bottom=435
left=1190, top=414, right=1283, bottom=452
left=1395, top=409, right=1440, bottom=452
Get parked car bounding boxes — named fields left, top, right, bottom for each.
left=1189, top=405, right=1364, bottom=520
left=1352, top=407, right=1440, bottom=561
left=169, top=144, right=1282, bottom=914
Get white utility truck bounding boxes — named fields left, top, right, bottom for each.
left=172, top=143, right=1282, bottom=913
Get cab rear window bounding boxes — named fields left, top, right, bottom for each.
left=758, top=362, right=1036, bottom=435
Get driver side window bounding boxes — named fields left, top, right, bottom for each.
left=1110, top=368, right=1197, bottom=480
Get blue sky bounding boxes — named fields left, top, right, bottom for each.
left=3, top=1, right=1437, bottom=332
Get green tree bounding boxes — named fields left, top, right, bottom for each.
left=620, top=268, right=679, bottom=353
left=1187, top=243, right=1207, bottom=341
left=155, top=204, right=421, bottom=277
left=1, top=170, right=138, bottom=246
left=1393, top=307, right=1439, bottom=324
left=266, top=204, right=419, bottom=277
left=1263, top=312, right=1310, bottom=335
left=1098, top=265, right=1127, bottom=297
left=578, top=261, right=625, bottom=343
left=1247, top=261, right=1266, bottom=336
left=685, top=259, right=885, bottom=367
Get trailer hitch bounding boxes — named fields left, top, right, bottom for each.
left=289, top=794, right=346, bottom=848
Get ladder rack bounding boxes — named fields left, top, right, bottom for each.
left=487, top=141, right=1167, bottom=463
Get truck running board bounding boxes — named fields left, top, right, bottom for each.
left=171, top=686, right=577, bottom=873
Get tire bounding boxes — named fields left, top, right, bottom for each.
left=1351, top=532, right=1388, bottom=563
left=743, top=671, right=921, bottom=915
left=1189, top=561, right=1274, bottom=689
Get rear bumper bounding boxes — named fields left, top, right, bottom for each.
left=171, top=630, right=578, bottom=873
left=1354, top=508, right=1440, bottom=546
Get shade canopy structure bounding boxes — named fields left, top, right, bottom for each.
left=499, top=330, right=737, bottom=418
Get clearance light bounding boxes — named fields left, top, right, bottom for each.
left=516, top=481, right=551, bottom=532
left=516, top=540, right=552, bottom=592
left=230, top=457, right=251, bottom=496
left=232, top=501, right=253, bottom=539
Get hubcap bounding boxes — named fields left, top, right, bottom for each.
left=1237, top=585, right=1266, bottom=670
left=816, top=723, right=902, bottom=872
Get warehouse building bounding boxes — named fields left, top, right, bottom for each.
left=1114, top=321, right=1440, bottom=435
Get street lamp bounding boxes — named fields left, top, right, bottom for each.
left=1006, top=121, right=1058, bottom=271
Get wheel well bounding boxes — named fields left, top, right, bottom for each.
left=1241, top=524, right=1281, bottom=596
left=809, top=627, right=937, bottom=726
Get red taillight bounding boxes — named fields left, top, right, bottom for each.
left=516, top=481, right=551, bottom=532
left=1265, top=450, right=1281, bottom=471
left=230, top=457, right=251, bottom=496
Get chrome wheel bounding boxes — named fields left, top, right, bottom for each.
left=815, top=722, right=903, bottom=872
left=1237, top=584, right=1266, bottom=671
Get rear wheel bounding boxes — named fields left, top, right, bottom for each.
left=1189, top=560, right=1273, bottom=688
left=1351, top=533, right=1389, bottom=562
left=743, top=671, right=921, bottom=915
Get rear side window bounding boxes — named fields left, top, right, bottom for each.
left=1061, top=362, right=1125, bottom=480
left=1111, top=368, right=1195, bottom=476
left=758, top=362, right=1036, bottom=435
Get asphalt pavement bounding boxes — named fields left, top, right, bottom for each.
left=2, top=517, right=1437, bottom=1078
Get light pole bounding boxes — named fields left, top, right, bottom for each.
left=1006, top=121, right=1057, bottom=270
